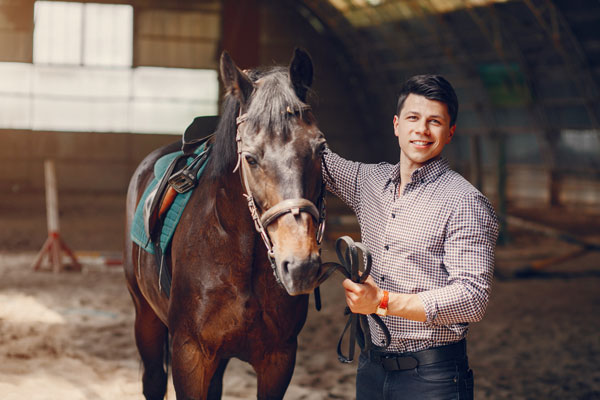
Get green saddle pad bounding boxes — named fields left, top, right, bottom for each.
left=130, top=142, right=209, bottom=254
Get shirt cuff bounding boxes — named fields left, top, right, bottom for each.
left=417, top=291, right=438, bottom=326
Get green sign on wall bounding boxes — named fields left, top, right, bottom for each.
left=478, top=63, right=531, bottom=108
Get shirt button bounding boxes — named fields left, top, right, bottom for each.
left=384, top=245, right=389, bottom=251
left=381, top=275, right=385, bottom=282
left=391, top=213, right=395, bottom=218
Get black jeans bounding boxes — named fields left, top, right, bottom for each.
left=356, top=351, right=474, bottom=400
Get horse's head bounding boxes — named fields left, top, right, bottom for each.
left=220, top=49, right=326, bottom=296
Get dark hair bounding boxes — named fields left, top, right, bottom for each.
left=396, top=75, right=459, bottom=127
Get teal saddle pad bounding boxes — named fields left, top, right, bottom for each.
left=130, top=142, right=209, bottom=255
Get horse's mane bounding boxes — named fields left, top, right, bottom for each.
left=206, top=66, right=309, bottom=180
left=205, top=94, right=240, bottom=180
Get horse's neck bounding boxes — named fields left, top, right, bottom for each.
left=214, top=171, right=254, bottom=228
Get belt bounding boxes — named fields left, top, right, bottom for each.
left=368, top=339, right=467, bottom=371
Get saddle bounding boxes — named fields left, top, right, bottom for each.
left=139, top=117, right=216, bottom=297
left=144, top=116, right=217, bottom=240
left=143, top=134, right=213, bottom=242
left=182, top=116, right=219, bottom=156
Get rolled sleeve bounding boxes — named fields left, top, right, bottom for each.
left=419, top=192, right=499, bottom=326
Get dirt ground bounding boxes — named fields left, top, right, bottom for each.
left=0, top=192, right=599, bottom=399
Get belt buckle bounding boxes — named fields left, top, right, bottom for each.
left=168, top=169, right=197, bottom=193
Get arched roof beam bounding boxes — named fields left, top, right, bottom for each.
left=294, top=0, right=392, bottom=159
left=523, top=0, right=600, bottom=131
left=463, top=2, right=556, bottom=165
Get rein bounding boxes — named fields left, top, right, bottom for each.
left=233, top=106, right=390, bottom=362
left=234, top=105, right=326, bottom=285
left=318, top=236, right=392, bottom=363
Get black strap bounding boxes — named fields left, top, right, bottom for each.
left=148, top=154, right=189, bottom=231
left=151, top=243, right=172, bottom=298
left=313, top=287, right=322, bottom=311
left=318, top=236, right=391, bottom=363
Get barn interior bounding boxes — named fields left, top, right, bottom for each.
left=0, top=0, right=599, bottom=399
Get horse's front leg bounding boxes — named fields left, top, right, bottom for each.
left=171, top=333, right=219, bottom=400
left=252, top=341, right=298, bottom=400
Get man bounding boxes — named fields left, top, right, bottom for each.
left=322, top=75, right=498, bottom=399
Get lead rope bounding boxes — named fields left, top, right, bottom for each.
left=318, top=236, right=391, bottom=363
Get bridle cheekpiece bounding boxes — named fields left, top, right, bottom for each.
left=234, top=105, right=326, bottom=285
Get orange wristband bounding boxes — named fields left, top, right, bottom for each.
left=376, top=290, right=389, bottom=316
left=379, top=290, right=389, bottom=309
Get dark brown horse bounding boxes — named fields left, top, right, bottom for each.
left=123, top=49, right=327, bottom=399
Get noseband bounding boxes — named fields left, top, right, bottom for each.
left=234, top=105, right=326, bottom=284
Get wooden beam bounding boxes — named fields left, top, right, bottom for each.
left=221, top=0, right=260, bottom=69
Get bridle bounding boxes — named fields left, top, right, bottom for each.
left=232, top=105, right=391, bottom=358
left=234, top=105, right=327, bottom=285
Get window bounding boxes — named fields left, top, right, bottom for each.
left=0, top=1, right=218, bottom=134
left=33, top=1, right=133, bottom=67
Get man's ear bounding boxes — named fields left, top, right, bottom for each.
left=447, top=125, right=456, bottom=143
left=393, top=115, right=400, bottom=137
left=220, top=51, right=254, bottom=105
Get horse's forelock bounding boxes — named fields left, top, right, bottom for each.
left=245, top=67, right=308, bottom=140
left=207, top=66, right=309, bottom=179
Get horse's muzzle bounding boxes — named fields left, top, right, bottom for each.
left=278, top=252, right=322, bottom=295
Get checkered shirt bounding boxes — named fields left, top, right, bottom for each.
left=323, top=149, right=499, bottom=353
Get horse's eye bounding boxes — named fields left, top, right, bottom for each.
left=245, top=155, right=258, bottom=166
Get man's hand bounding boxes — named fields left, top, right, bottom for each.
left=342, top=276, right=428, bottom=322
left=342, top=275, right=383, bottom=315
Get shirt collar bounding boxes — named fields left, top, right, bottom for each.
left=388, top=157, right=450, bottom=186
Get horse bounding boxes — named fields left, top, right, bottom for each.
left=123, top=48, right=328, bottom=400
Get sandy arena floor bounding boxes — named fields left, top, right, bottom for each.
left=0, top=195, right=599, bottom=399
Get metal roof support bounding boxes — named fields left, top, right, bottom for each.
left=349, top=0, right=499, bottom=179
left=294, top=0, right=391, bottom=159
left=416, top=0, right=500, bottom=189
left=523, top=0, right=600, bottom=131
left=463, top=2, right=563, bottom=210
left=406, top=0, right=509, bottom=240
left=339, top=0, right=400, bottom=105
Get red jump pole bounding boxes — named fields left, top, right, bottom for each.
left=31, top=160, right=81, bottom=272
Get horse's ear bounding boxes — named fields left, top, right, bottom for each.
left=220, top=51, right=254, bottom=105
left=289, top=48, right=313, bottom=102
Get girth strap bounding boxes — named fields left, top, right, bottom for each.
left=318, top=236, right=391, bottom=363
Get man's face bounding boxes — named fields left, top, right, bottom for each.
left=393, top=93, right=456, bottom=171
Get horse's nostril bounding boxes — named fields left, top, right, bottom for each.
left=282, top=260, right=290, bottom=275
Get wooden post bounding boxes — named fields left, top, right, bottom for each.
left=496, top=134, right=509, bottom=245
left=221, top=0, right=260, bottom=69
left=549, top=168, right=562, bottom=207
left=31, top=160, right=81, bottom=272
left=469, top=135, right=482, bottom=191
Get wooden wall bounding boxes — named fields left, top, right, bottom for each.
left=0, top=0, right=34, bottom=62
left=0, top=0, right=597, bottom=210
